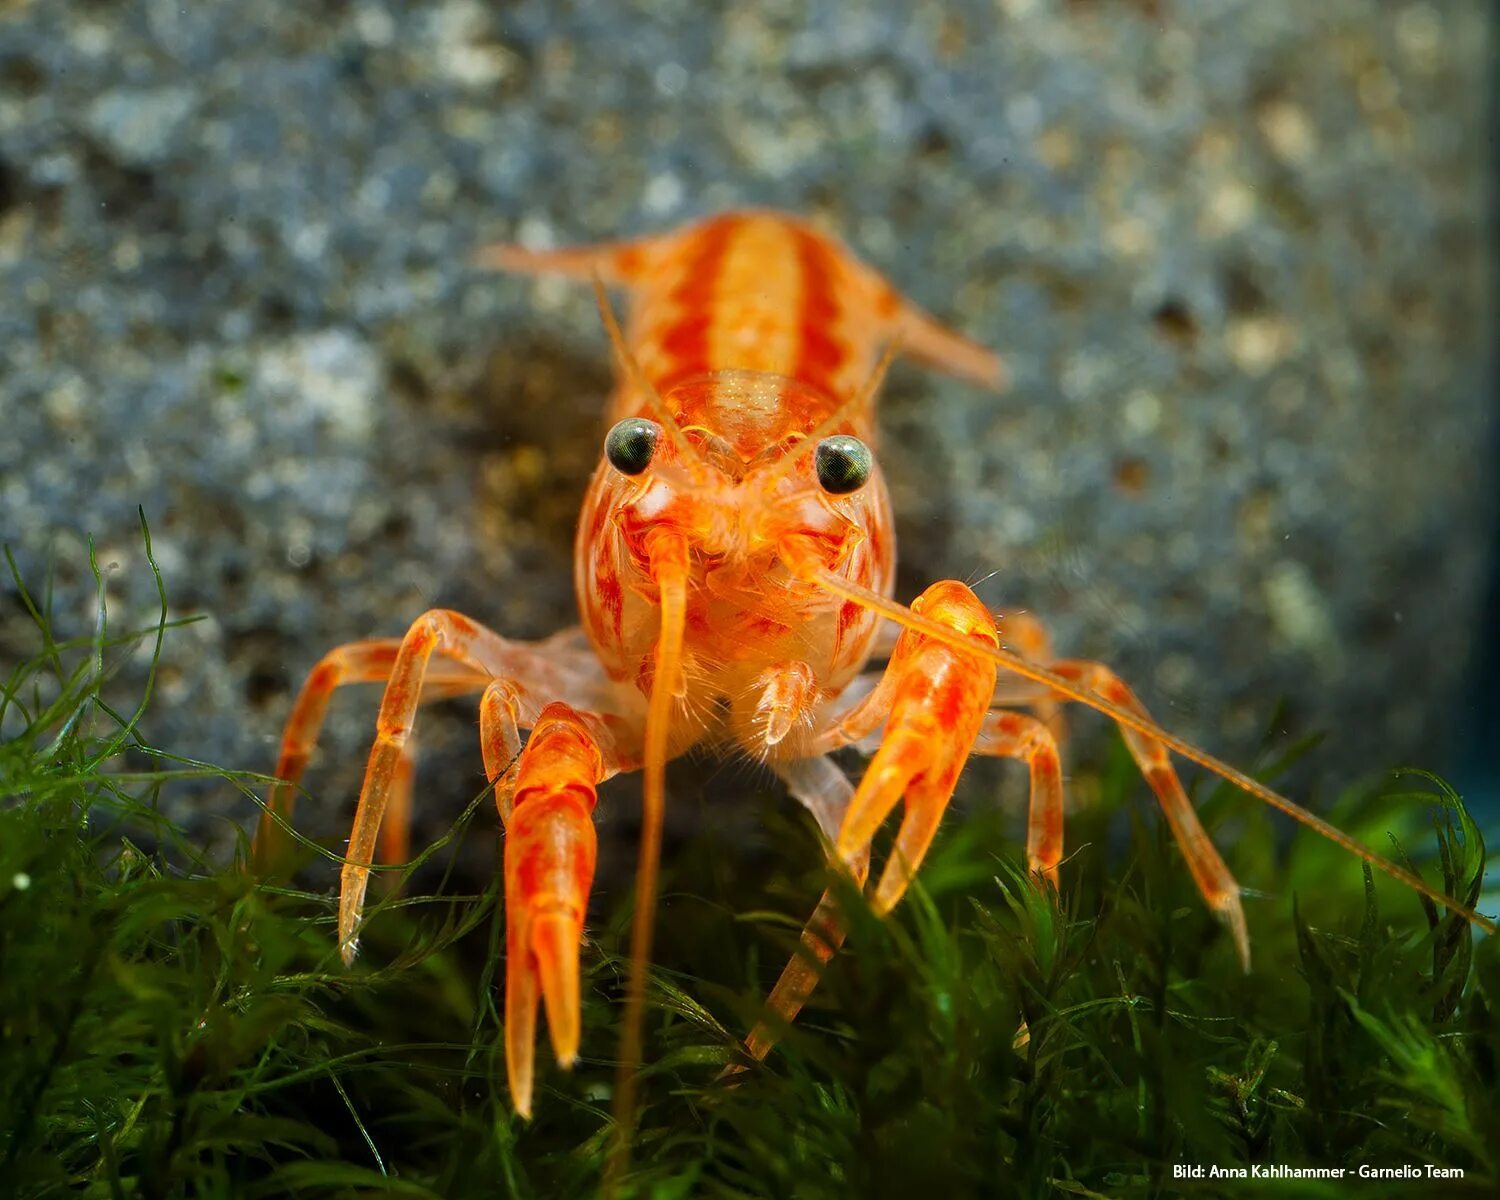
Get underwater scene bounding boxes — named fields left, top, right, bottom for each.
left=1, top=2, right=1496, bottom=1196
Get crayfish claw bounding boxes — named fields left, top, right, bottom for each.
left=498, top=704, right=611, bottom=1115
left=533, top=909, right=584, bottom=1067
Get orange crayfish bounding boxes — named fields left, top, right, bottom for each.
left=252, top=210, right=1494, bottom=1178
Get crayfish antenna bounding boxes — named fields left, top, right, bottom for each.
left=604, top=534, right=690, bottom=1194
left=794, top=556, right=1499, bottom=941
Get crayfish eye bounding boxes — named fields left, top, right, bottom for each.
left=605, top=417, right=661, bottom=475
left=814, top=435, right=873, bottom=495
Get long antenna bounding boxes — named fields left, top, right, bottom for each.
left=604, top=534, right=690, bottom=1193
left=801, top=559, right=1499, bottom=936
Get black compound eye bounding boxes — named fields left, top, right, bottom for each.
left=605, top=418, right=661, bottom=476
left=814, top=435, right=873, bottom=495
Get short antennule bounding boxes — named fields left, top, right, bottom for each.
left=591, top=273, right=703, bottom=466
left=765, top=332, right=905, bottom=489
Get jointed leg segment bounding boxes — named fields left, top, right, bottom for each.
left=335, top=612, right=510, bottom=963
left=1046, top=659, right=1249, bottom=967
left=255, top=606, right=637, bottom=1120
left=252, top=638, right=490, bottom=874
left=245, top=607, right=618, bottom=974
left=745, top=580, right=999, bottom=1060
left=742, top=757, right=866, bottom=1063
left=974, top=709, right=1066, bottom=885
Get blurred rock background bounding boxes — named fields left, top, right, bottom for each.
left=1, top=0, right=1494, bottom=863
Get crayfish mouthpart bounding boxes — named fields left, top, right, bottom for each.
left=752, top=661, right=818, bottom=748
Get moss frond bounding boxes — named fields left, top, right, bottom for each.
left=2, top=523, right=1494, bottom=1197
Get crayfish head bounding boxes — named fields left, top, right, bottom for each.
left=595, top=371, right=892, bottom=571
left=575, top=371, right=899, bottom=709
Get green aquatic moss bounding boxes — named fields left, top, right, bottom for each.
left=1, top=521, right=1496, bottom=1198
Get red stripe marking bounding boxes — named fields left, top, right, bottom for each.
left=865, top=520, right=884, bottom=571
left=935, top=682, right=966, bottom=728
left=799, top=326, right=844, bottom=387
left=595, top=571, right=623, bottom=640
left=309, top=662, right=339, bottom=690
left=650, top=215, right=738, bottom=393
left=588, top=491, right=625, bottom=641
left=831, top=598, right=863, bottom=667
left=658, top=314, right=711, bottom=362
left=792, top=229, right=845, bottom=398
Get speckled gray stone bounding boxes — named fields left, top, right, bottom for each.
left=0, top=1, right=1493, bottom=861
